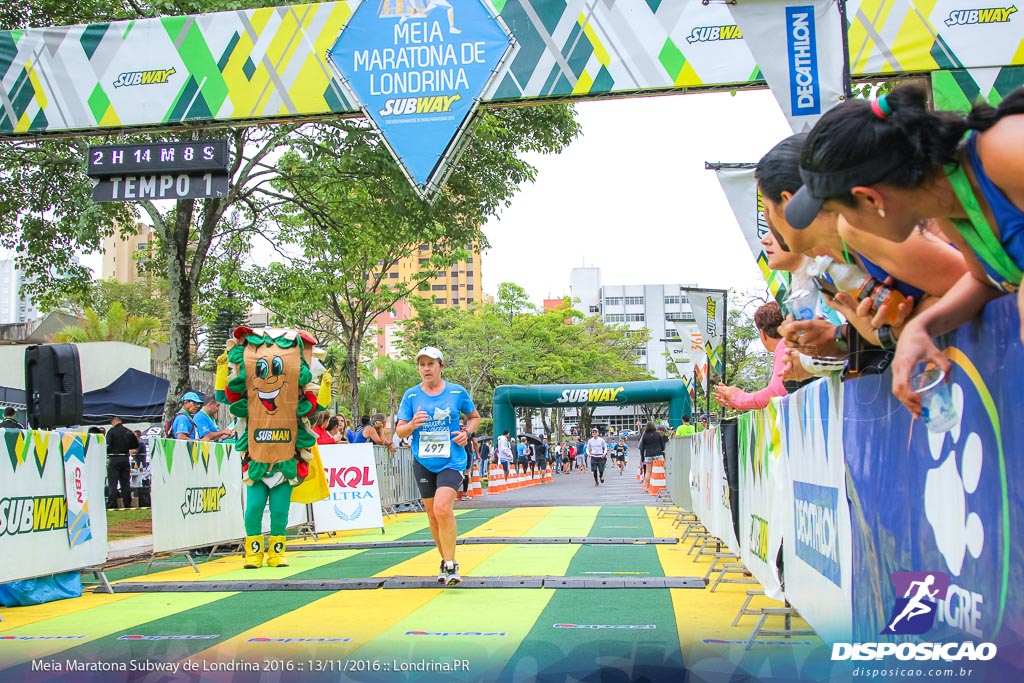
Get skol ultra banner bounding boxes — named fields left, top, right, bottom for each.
left=714, top=165, right=792, bottom=305
left=779, top=374, right=853, bottom=643
left=682, top=288, right=726, bottom=379
left=737, top=404, right=787, bottom=601
left=150, top=438, right=244, bottom=553
left=311, top=443, right=384, bottom=532
left=842, top=296, right=1023, bottom=672
left=0, top=430, right=107, bottom=583
left=728, top=0, right=848, bottom=131
left=4, top=1, right=1024, bottom=139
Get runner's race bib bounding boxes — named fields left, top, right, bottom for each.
left=420, top=430, right=452, bottom=459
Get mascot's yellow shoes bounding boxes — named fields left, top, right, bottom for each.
left=243, top=535, right=264, bottom=569
left=266, top=536, right=289, bottom=568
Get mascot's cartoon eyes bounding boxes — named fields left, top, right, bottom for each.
left=255, top=357, right=285, bottom=379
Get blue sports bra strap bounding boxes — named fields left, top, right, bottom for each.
left=945, top=163, right=1023, bottom=285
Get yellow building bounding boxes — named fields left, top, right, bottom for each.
left=101, top=221, right=154, bottom=284
left=394, top=243, right=483, bottom=311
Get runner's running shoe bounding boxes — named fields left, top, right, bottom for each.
left=437, top=560, right=448, bottom=584
left=441, top=560, right=462, bottom=586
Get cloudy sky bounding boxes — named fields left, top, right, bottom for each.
left=480, top=88, right=793, bottom=305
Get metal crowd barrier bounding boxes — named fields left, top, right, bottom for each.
left=372, top=445, right=423, bottom=515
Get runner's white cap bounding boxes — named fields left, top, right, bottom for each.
left=415, top=346, right=444, bottom=362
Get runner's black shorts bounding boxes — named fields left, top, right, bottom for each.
left=413, top=459, right=464, bottom=499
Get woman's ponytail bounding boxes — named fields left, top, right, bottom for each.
left=966, top=87, right=1024, bottom=133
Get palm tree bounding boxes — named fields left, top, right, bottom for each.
left=53, top=301, right=167, bottom=347
left=359, top=356, right=420, bottom=427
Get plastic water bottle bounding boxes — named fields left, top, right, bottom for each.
left=814, top=256, right=907, bottom=324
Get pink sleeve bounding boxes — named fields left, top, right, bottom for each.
left=728, top=339, right=789, bottom=411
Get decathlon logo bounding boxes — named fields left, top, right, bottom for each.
left=405, top=630, right=507, bottom=637
left=793, top=480, right=840, bottom=586
left=247, top=637, right=352, bottom=643
left=0, top=496, right=67, bottom=537
left=180, top=485, right=227, bottom=517
left=786, top=7, right=820, bottom=115
left=686, top=25, right=743, bottom=43
left=112, top=67, right=176, bottom=88
left=944, top=5, right=1017, bottom=25
left=553, top=624, right=656, bottom=630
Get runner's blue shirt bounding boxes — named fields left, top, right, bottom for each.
left=397, top=381, right=475, bottom=473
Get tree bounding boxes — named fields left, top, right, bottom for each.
left=358, top=356, right=420, bottom=425
left=53, top=301, right=166, bottom=347
left=65, top=277, right=170, bottom=325
left=253, top=106, right=581, bottom=418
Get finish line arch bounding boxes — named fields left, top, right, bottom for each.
left=492, top=379, right=691, bottom=441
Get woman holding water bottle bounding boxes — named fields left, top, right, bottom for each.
left=395, top=346, right=480, bottom=587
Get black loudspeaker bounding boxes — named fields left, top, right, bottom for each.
left=25, top=344, right=83, bottom=430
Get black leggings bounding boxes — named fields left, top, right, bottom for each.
left=590, top=456, right=606, bottom=482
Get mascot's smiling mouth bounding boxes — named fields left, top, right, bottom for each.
left=258, top=387, right=281, bottom=412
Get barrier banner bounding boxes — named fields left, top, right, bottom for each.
left=843, top=296, right=1024, bottom=669
left=150, top=438, right=244, bottom=553
left=737, top=404, right=786, bottom=600
left=690, top=425, right=740, bottom=552
left=0, top=430, right=107, bottom=583
left=714, top=165, right=792, bottom=305
left=682, top=288, right=726, bottom=379
left=312, top=443, right=385, bottom=532
left=779, top=374, right=852, bottom=642
left=728, top=0, right=847, bottom=131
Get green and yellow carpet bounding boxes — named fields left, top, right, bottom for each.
left=0, top=506, right=823, bottom=682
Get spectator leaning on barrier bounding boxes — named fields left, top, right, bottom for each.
left=170, top=392, right=204, bottom=439
left=194, top=395, right=234, bottom=442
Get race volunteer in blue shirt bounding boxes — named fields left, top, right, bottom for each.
left=171, top=392, right=204, bottom=439
left=396, top=347, right=480, bottom=587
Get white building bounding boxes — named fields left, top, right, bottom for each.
left=564, top=267, right=696, bottom=432
left=0, top=259, right=40, bottom=325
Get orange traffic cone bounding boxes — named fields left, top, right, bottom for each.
left=493, top=465, right=507, bottom=494
left=544, top=463, right=553, bottom=483
left=468, top=470, right=482, bottom=498
left=649, top=458, right=666, bottom=496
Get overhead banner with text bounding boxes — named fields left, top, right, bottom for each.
left=3, top=1, right=1024, bottom=138
left=683, top=289, right=726, bottom=379
left=715, top=164, right=791, bottom=305
left=728, top=0, right=847, bottom=131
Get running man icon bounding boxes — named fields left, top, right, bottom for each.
left=882, top=572, right=949, bottom=635
left=888, top=575, right=939, bottom=632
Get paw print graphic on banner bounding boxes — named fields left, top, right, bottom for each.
left=923, top=383, right=984, bottom=577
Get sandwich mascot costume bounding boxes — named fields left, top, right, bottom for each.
left=215, top=326, right=330, bottom=568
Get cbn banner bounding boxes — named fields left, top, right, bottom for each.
left=683, top=288, right=726, bottom=379
left=737, top=405, right=787, bottom=601
left=150, top=438, right=244, bottom=553
left=779, top=375, right=852, bottom=643
left=714, top=165, right=792, bottom=305
left=0, top=431, right=107, bottom=583
left=843, top=296, right=1023, bottom=668
left=729, top=0, right=847, bottom=131
left=672, top=320, right=708, bottom=395
left=311, top=443, right=384, bottom=533
left=3, top=1, right=1024, bottom=137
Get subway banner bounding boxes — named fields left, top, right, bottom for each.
left=737, top=404, right=787, bottom=601
left=311, top=443, right=384, bottom=533
left=3, top=0, right=1024, bottom=139
left=779, top=374, right=853, bottom=643
left=0, top=431, right=108, bottom=583
left=683, top=288, right=726, bottom=379
left=728, top=0, right=847, bottom=131
left=714, top=165, right=792, bottom=306
left=149, top=438, right=244, bottom=553
left=842, top=296, right=1024, bottom=672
